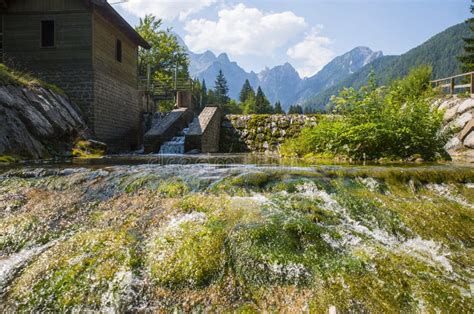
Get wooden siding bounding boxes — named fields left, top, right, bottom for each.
left=6, top=0, right=85, bottom=12
left=92, top=11, right=138, bottom=87
left=91, top=11, right=141, bottom=150
left=2, top=10, right=94, bottom=125
left=3, top=12, right=92, bottom=65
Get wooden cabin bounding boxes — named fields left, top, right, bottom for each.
left=0, top=0, right=151, bottom=151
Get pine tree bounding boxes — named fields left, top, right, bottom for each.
left=239, top=79, right=255, bottom=103
left=289, top=105, right=303, bottom=114
left=201, top=79, right=208, bottom=107
left=243, top=92, right=257, bottom=114
left=459, top=1, right=474, bottom=73
left=304, top=106, right=314, bottom=114
left=274, top=101, right=284, bottom=114
left=214, top=70, right=229, bottom=105
left=192, top=78, right=202, bottom=111
left=255, top=86, right=273, bottom=114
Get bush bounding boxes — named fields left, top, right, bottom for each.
left=281, top=67, right=447, bottom=161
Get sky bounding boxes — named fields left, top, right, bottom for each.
left=113, top=0, right=471, bottom=78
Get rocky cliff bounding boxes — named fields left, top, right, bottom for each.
left=0, top=85, right=90, bottom=160
left=437, top=96, right=474, bottom=162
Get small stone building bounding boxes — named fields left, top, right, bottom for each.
left=0, top=0, right=151, bottom=151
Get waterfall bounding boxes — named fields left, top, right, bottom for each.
left=159, top=128, right=189, bottom=154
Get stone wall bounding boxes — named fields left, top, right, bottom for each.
left=220, top=114, right=318, bottom=153
left=93, top=71, right=141, bottom=152
left=436, top=96, right=474, bottom=162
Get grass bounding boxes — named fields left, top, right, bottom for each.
left=72, top=140, right=107, bottom=159
left=0, top=155, right=17, bottom=164
left=0, top=64, right=64, bottom=94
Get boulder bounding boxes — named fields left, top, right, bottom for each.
left=444, top=104, right=460, bottom=122
left=444, top=137, right=462, bottom=151
left=464, top=132, right=474, bottom=149
left=457, top=98, right=474, bottom=114
left=0, top=85, right=90, bottom=159
left=452, top=111, right=473, bottom=129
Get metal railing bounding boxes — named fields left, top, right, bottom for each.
left=431, top=72, right=474, bottom=95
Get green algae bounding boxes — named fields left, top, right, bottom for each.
left=7, top=229, right=138, bottom=312
left=0, top=164, right=473, bottom=312
left=156, top=178, right=190, bottom=197
left=146, top=214, right=227, bottom=288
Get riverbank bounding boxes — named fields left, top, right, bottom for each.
left=0, top=162, right=472, bottom=312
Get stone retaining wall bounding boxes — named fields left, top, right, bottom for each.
left=436, top=96, right=474, bottom=162
left=220, top=114, right=319, bottom=153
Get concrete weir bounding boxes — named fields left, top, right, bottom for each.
left=143, top=91, right=223, bottom=154
left=186, top=107, right=223, bottom=153
left=143, top=108, right=194, bottom=153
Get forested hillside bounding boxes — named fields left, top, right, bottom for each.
left=305, top=22, right=469, bottom=110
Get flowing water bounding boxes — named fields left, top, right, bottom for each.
left=158, top=128, right=189, bottom=154
left=0, top=158, right=473, bottom=312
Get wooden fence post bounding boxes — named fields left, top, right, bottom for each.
left=471, top=73, right=474, bottom=95
left=450, top=78, right=455, bottom=95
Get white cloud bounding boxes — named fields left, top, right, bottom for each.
left=119, top=0, right=217, bottom=21
left=287, top=27, right=335, bottom=78
left=184, top=3, right=307, bottom=57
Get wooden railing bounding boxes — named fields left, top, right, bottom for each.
left=431, top=72, right=474, bottom=95
left=139, top=77, right=193, bottom=101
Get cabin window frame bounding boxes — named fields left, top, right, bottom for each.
left=40, top=19, right=56, bottom=48
left=115, top=38, right=122, bottom=63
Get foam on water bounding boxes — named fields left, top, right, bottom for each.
left=294, top=181, right=454, bottom=272
left=426, top=184, right=474, bottom=209
left=0, top=242, right=55, bottom=296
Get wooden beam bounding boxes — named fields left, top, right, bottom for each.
left=471, top=73, right=474, bottom=94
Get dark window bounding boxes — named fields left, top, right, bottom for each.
left=116, top=39, right=122, bottom=62
left=41, top=20, right=55, bottom=47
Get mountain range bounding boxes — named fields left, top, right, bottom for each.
left=305, top=22, right=469, bottom=110
left=178, top=21, right=468, bottom=111
left=178, top=34, right=383, bottom=111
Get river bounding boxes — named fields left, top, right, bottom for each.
left=0, top=155, right=473, bottom=312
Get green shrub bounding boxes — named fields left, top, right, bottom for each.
left=282, top=67, right=447, bottom=161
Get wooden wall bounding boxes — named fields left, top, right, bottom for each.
left=2, top=1, right=95, bottom=124
left=6, top=0, right=85, bottom=12
left=92, top=11, right=138, bottom=87
left=92, top=11, right=141, bottom=151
